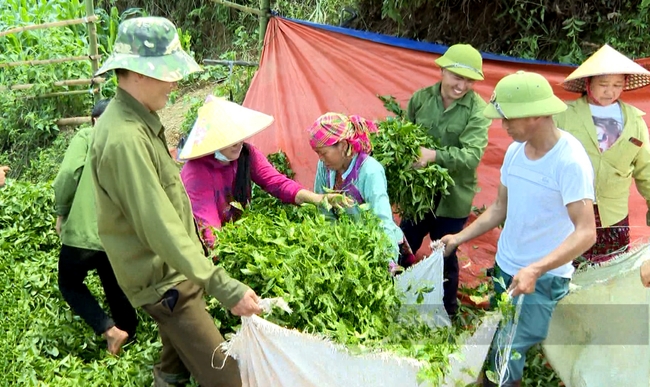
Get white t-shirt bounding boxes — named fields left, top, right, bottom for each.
left=496, top=130, right=595, bottom=279
left=589, top=103, right=624, bottom=152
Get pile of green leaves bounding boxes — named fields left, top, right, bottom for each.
left=208, top=203, right=398, bottom=341
left=371, top=95, right=454, bottom=223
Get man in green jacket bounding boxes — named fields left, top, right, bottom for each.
left=54, top=98, right=137, bottom=356
left=90, top=17, right=261, bottom=387
left=400, top=44, right=492, bottom=319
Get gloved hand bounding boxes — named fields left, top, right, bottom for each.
left=647, top=209, right=650, bottom=227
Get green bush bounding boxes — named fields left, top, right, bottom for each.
left=0, top=1, right=195, bottom=182
left=0, top=0, right=97, bottom=174
left=0, top=180, right=162, bottom=386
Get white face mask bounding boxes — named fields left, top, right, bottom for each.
left=214, top=150, right=231, bottom=162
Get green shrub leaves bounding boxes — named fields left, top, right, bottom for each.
left=371, top=95, right=454, bottom=223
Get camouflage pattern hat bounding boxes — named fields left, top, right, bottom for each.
left=95, top=16, right=202, bottom=82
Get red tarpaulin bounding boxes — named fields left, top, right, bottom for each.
left=243, top=17, right=650, bottom=294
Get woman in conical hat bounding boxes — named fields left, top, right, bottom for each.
left=179, top=95, right=349, bottom=248
left=308, top=112, right=416, bottom=271
left=554, top=44, right=650, bottom=266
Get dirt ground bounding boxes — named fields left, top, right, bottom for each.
left=159, top=81, right=220, bottom=148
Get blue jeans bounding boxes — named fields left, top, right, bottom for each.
left=486, top=264, right=570, bottom=383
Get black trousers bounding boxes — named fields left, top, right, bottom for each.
left=400, top=213, right=468, bottom=317
left=58, top=244, right=138, bottom=338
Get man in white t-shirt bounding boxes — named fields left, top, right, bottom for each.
left=441, top=71, right=597, bottom=387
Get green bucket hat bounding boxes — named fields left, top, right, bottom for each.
left=95, top=16, right=202, bottom=82
left=434, top=44, right=484, bottom=81
left=483, top=70, right=567, bottom=120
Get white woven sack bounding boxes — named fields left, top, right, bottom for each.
left=219, top=298, right=426, bottom=387
left=395, top=241, right=451, bottom=329
left=219, top=298, right=502, bottom=387
left=442, top=312, right=501, bottom=386
left=543, top=242, right=650, bottom=387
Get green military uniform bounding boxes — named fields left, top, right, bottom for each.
left=399, top=44, right=491, bottom=320
left=407, top=83, right=491, bottom=218
left=90, top=16, right=245, bottom=387
left=54, top=127, right=102, bottom=251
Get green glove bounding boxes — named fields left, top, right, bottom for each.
left=647, top=210, right=650, bottom=227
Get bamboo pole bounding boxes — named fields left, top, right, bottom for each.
left=208, top=0, right=265, bottom=17
left=0, top=15, right=98, bottom=37
left=0, top=77, right=106, bottom=91
left=22, top=88, right=99, bottom=99
left=56, top=116, right=92, bottom=126
left=85, top=0, right=101, bottom=103
left=203, top=59, right=259, bottom=67
left=259, top=0, right=271, bottom=46
left=0, top=55, right=101, bottom=68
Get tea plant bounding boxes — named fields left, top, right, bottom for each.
left=371, top=95, right=454, bottom=223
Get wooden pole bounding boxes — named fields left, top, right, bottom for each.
left=56, top=116, right=92, bottom=126
left=85, top=0, right=101, bottom=102
left=203, top=59, right=259, bottom=67
left=208, top=0, right=265, bottom=16
left=0, top=77, right=106, bottom=91
left=0, top=15, right=98, bottom=37
left=0, top=55, right=101, bottom=68
left=22, top=88, right=99, bottom=99
left=259, top=0, right=271, bottom=46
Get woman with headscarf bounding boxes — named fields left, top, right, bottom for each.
left=180, top=96, right=348, bottom=248
left=554, top=44, right=650, bottom=265
left=308, top=112, right=416, bottom=269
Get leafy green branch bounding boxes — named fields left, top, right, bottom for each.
left=371, top=95, right=455, bottom=223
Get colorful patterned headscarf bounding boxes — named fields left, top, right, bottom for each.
left=307, top=113, right=378, bottom=154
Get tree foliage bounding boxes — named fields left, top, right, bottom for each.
left=355, top=0, right=650, bottom=63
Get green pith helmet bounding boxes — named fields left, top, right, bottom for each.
left=483, top=70, right=567, bottom=119
left=95, top=16, right=202, bottom=82
left=434, top=44, right=484, bottom=81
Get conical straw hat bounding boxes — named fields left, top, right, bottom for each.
left=562, top=44, right=650, bottom=93
left=178, top=95, right=274, bottom=160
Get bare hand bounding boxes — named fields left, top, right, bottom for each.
left=323, top=193, right=354, bottom=209
left=641, top=260, right=650, bottom=288
left=230, top=289, right=262, bottom=317
left=412, top=147, right=436, bottom=169
left=0, top=165, right=9, bottom=187
left=440, top=234, right=460, bottom=257
left=55, top=216, right=63, bottom=236
left=508, top=266, right=543, bottom=296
